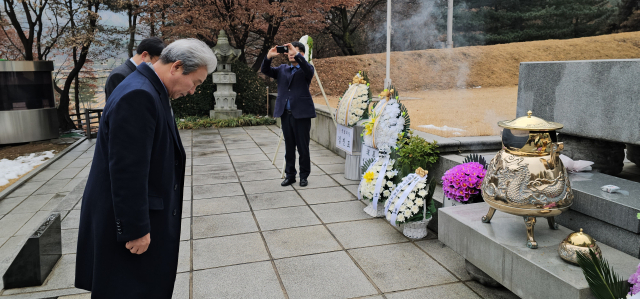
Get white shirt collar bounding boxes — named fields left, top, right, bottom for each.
left=129, top=57, right=138, bottom=67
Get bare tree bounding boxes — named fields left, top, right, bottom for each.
left=0, top=0, right=69, bottom=60
left=53, top=0, right=101, bottom=131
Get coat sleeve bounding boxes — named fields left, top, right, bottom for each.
left=107, top=89, right=158, bottom=242
left=104, top=72, right=126, bottom=101
left=294, top=53, right=314, bottom=83
left=260, top=57, right=279, bottom=79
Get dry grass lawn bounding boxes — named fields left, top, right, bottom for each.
left=310, top=32, right=640, bottom=136
left=313, top=86, right=517, bottom=137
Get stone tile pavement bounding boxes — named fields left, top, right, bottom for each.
left=0, top=126, right=519, bottom=299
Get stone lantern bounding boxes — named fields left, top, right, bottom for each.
left=210, top=30, right=242, bottom=119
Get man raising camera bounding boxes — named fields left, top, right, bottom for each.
left=261, top=42, right=316, bottom=187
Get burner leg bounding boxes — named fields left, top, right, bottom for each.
left=481, top=207, right=496, bottom=223
left=524, top=216, right=538, bottom=249
left=546, top=217, right=559, bottom=230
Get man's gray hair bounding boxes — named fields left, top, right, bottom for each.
left=159, top=38, right=217, bottom=74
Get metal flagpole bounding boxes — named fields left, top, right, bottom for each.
left=384, top=0, right=392, bottom=89
left=447, top=0, right=453, bottom=49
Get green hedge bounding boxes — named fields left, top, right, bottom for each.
left=172, top=61, right=268, bottom=118
left=176, top=115, right=276, bottom=130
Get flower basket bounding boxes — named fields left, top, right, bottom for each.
left=384, top=168, right=437, bottom=240
left=363, top=202, right=386, bottom=217
left=402, top=216, right=432, bottom=239
left=358, top=154, right=398, bottom=218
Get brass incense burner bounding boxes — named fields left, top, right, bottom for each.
left=481, top=111, right=574, bottom=249
left=558, top=228, right=601, bottom=265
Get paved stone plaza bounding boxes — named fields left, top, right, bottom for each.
left=0, top=125, right=519, bottom=299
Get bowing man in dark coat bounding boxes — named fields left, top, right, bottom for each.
left=104, top=37, right=165, bottom=101
left=261, top=41, right=316, bottom=187
left=75, top=38, right=216, bottom=298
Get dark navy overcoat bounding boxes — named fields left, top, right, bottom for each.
left=75, top=63, right=186, bottom=298
left=261, top=53, right=317, bottom=119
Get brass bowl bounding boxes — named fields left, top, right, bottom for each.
left=558, top=229, right=601, bottom=265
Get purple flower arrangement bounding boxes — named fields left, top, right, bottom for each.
left=629, top=263, right=640, bottom=296
left=442, top=162, right=487, bottom=203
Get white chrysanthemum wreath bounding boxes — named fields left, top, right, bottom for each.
left=336, top=72, right=370, bottom=127
left=358, top=155, right=398, bottom=217
left=362, top=87, right=410, bottom=154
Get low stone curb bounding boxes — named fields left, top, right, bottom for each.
left=0, top=137, right=87, bottom=201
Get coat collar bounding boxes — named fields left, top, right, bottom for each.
left=136, top=63, right=169, bottom=100
left=125, top=59, right=137, bottom=72
left=136, top=63, right=183, bottom=154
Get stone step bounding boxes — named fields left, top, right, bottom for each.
left=439, top=202, right=640, bottom=299
left=567, top=171, right=640, bottom=233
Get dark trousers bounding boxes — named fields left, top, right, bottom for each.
left=281, top=111, right=311, bottom=179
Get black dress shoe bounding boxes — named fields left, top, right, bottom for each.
left=300, top=179, right=308, bottom=187
left=281, top=177, right=296, bottom=186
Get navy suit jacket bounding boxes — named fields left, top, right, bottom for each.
left=75, top=63, right=186, bottom=298
left=261, top=53, right=317, bottom=119
left=104, top=59, right=136, bottom=101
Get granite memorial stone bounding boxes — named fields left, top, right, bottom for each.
left=516, top=59, right=640, bottom=175
left=2, top=213, right=61, bottom=289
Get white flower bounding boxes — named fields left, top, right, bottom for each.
left=386, top=211, right=392, bottom=220
left=417, top=183, right=426, bottom=189
left=386, top=181, right=394, bottom=187
left=408, top=193, right=416, bottom=200
left=399, top=205, right=407, bottom=212
left=418, top=189, right=427, bottom=197
left=411, top=205, right=420, bottom=214
left=387, top=164, right=393, bottom=170
left=397, top=214, right=405, bottom=222
left=403, top=210, right=412, bottom=217
left=415, top=198, right=424, bottom=206
left=383, top=190, right=390, bottom=197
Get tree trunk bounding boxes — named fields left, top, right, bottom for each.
left=56, top=90, right=76, bottom=131
left=55, top=0, right=99, bottom=131
left=74, top=69, right=82, bottom=128
left=127, top=7, right=137, bottom=58
left=251, top=22, right=280, bottom=71
left=331, top=34, right=351, bottom=56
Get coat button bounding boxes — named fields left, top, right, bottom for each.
left=175, top=161, right=178, bottom=166
left=173, top=209, right=177, bottom=216
left=288, top=89, right=291, bottom=91
left=174, top=184, right=178, bottom=190
left=118, top=231, right=122, bottom=234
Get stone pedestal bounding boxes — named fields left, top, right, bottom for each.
left=344, top=153, right=361, bottom=180
left=210, top=109, right=242, bottom=120
left=2, top=213, right=61, bottom=289
left=559, top=133, right=626, bottom=175
left=627, top=144, right=640, bottom=166
left=439, top=203, right=640, bottom=299
left=344, top=124, right=364, bottom=181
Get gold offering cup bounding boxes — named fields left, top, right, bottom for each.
left=481, top=111, right=574, bottom=249
left=558, top=228, right=601, bottom=265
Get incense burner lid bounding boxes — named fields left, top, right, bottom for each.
left=498, top=111, right=563, bottom=131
